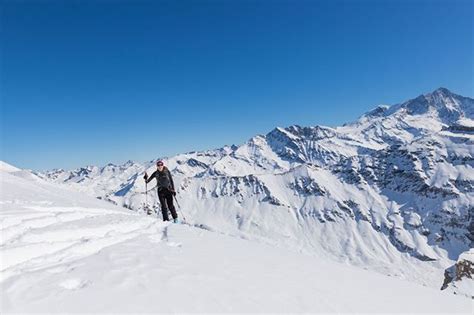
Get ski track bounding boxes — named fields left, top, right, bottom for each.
left=0, top=203, right=170, bottom=283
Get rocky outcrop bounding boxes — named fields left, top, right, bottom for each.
left=441, top=249, right=474, bottom=298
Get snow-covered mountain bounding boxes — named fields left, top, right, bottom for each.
left=1, top=161, right=471, bottom=313
left=37, top=87, right=474, bottom=296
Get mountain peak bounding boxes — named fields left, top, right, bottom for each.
left=431, top=87, right=453, bottom=95
left=364, top=105, right=390, bottom=118
left=267, top=126, right=300, bottom=140
left=394, top=87, right=471, bottom=123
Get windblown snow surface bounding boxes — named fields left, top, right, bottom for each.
left=0, top=162, right=471, bottom=313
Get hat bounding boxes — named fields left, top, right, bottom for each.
left=156, top=160, right=164, bottom=166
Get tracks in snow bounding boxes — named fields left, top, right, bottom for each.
left=0, top=203, right=170, bottom=282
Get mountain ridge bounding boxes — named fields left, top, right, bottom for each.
left=34, top=87, right=473, bottom=296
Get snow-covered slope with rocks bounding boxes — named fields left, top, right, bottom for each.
left=441, top=248, right=474, bottom=298
left=38, top=87, right=474, bottom=294
left=0, top=162, right=471, bottom=313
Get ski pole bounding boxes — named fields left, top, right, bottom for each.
left=173, top=195, right=187, bottom=222
left=141, top=185, right=157, bottom=193
left=145, top=181, right=148, bottom=212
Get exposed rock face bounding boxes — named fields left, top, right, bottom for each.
left=441, top=249, right=474, bottom=298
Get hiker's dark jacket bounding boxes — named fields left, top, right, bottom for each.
left=146, top=167, right=175, bottom=191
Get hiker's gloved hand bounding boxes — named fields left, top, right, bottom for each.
left=172, top=191, right=177, bottom=196
left=143, top=173, right=148, bottom=181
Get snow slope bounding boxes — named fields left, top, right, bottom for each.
left=0, top=163, right=471, bottom=313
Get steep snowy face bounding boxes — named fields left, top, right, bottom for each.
left=334, top=131, right=473, bottom=261
left=38, top=88, right=474, bottom=290
left=388, top=87, right=473, bottom=125
left=338, top=87, right=474, bottom=147
left=264, top=125, right=356, bottom=166
left=392, top=88, right=472, bottom=128
left=423, top=87, right=474, bottom=122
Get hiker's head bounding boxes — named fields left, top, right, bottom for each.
left=156, top=160, right=164, bottom=170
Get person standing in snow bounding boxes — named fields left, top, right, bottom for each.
left=144, top=160, right=178, bottom=223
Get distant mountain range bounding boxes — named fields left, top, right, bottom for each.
left=37, top=88, right=474, bottom=296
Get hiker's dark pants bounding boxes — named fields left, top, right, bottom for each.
left=158, top=188, right=177, bottom=221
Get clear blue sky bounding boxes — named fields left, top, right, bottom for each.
left=1, top=0, right=472, bottom=170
